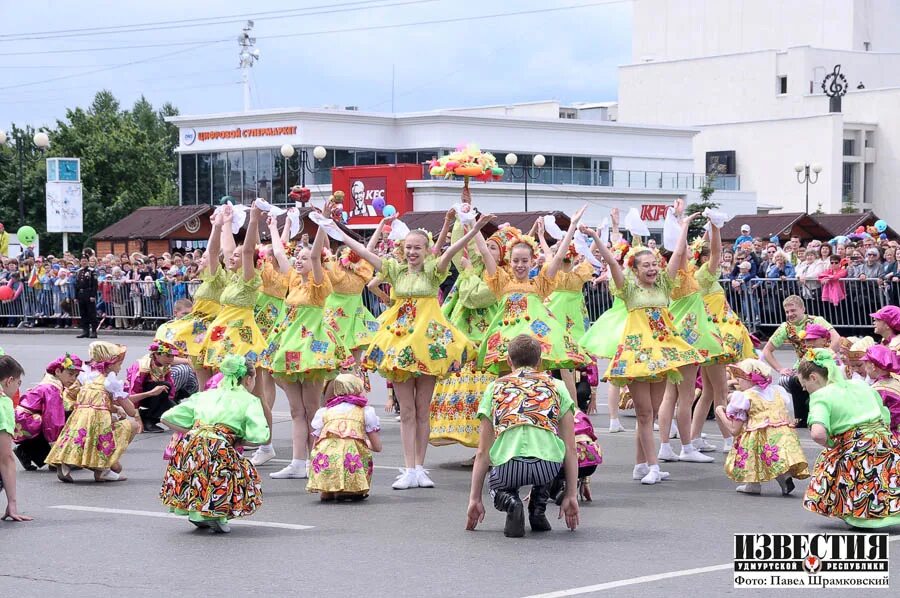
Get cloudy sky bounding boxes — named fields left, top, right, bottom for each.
left=0, top=0, right=633, bottom=128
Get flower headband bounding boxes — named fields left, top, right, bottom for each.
left=338, top=246, right=365, bottom=273
left=46, top=352, right=83, bottom=375
left=406, top=229, right=434, bottom=248
left=507, top=232, right=539, bottom=255
left=689, top=236, right=707, bottom=263
left=563, top=242, right=579, bottom=262
left=149, top=341, right=182, bottom=357
left=801, top=348, right=843, bottom=383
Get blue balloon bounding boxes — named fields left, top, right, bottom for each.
left=341, top=211, right=349, bottom=223
left=382, top=205, right=397, bottom=218
left=372, top=197, right=386, bottom=213
left=875, top=219, right=888, bottom=233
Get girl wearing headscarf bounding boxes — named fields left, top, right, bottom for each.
left=12, top=353, right=83, bottom=471
left=307, top=374, right=382, bottom=501
left=46, top=342, right=140, bottom=483
left=860, top=345, right=900, bottom=439
left=160, top=355, right=270, bottom=534
left=798, top=348, right=900, bottom=528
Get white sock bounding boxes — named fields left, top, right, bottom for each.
left=649, top=463, right=660, bottom=472
left=290, top=458, right=306, bottom=469
left=681, top=443, right=696, bottom=453
left=610, top=418, right=621, bottom=426
left=692, top=438, right=704, bottom=449
left=660, top=442, right=671, bottom=451
left=634, top=462, right=648, bottom=471
left=261, top=443, right=273, bottom=452
left=723, top=438, right=733, bottom=450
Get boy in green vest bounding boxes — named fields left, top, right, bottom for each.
left=466, top=334, right=579, bottom=537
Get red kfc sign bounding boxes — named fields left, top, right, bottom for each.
left=331, top=165, right=420, bottom=227
left=640, top=204, right=669, bottom=221
left=348, top=176, right=387, bottom=218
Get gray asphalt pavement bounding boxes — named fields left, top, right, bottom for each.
left=0, top=334, right=896, bottom=597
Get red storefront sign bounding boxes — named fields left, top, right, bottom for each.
left=331, top=164, right=420, bottom=226
left=640, top=204, right=669, bottom=221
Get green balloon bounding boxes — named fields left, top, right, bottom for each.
left=17, top=225, right=37, bottom=246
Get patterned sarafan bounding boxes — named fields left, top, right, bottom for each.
left=491, top=368, right=560, bottom=437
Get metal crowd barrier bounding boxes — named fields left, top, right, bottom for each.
left=1, top=277, right=895, bottom=333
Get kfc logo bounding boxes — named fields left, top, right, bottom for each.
left=348, top=177, right=387, bottom=218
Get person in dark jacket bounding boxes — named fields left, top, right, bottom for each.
left=74, top=254, right=98, bottom=338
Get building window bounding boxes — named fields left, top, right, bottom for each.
left=272, top=152, right=286, bottom=204
left=257, top=149, right=273, bottom=201
left=842, top=162, right=856, bottom=202
left=180, top=154, right=197, bottom=204
left=376, top=151, right=396, bottom=165
left=197, top=154, right=211, bottom=204
left=227, top=151, right=243, bottom=201
left=334, top=149, right=354, bottom=168
left=212, top=153, right=227, bottom=203
left=313, top=148, right=334, bottom=185
left=864, top=41, right=871, bottom=51
left=243, top=150, right=258, bottom=202
left=573, top=156, right=591, bottom=185
left=777, top=76, right=788, bottom=95
left=354, top=150, right=375, bottom=166
left=397, top=151, right=418, bottom=164
left=552, top=155, right=573, bottom=185
left=843, top=139, right=856, bottom=156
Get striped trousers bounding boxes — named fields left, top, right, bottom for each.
left=489, top=457, right=562, bottom=492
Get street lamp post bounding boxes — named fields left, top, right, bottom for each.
left=280, top=144, right=327, bottom=191
left=504, top=153, right=546, bottom=212
left=794, top=162, right=822, bottom=214
left=0, top=129, right=51, bottom=225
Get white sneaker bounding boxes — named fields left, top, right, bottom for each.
left=394, top=415, right=401, bottom=422
left=722, top=439, right=733, bottom=454
left=694, top=439, right=717, bottom=453
left=250, top=447, right=276, bottom=466
left=415, top=466, right=434, bottom=488
left=658, top=445, right=680, bottom=462
left=641, top=469, right=662, bottom=485
left=270, top=463, right=307, bottom=479
left=632, top=464, right=671, bottom=480
left=392, top=468, right=419, bottom=490
left=678, top=447, right=715, bottom=463
left=736, top=483, right=761, bottom=494
left=608, top=421, right=627, bottom=433
left=653, top=422, right=660, bottom=431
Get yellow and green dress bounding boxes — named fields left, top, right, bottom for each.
left=267, top=269, right=351, bottom=382
left=723, top=383, right=809, bottom=484
left=323, top=255, right=379, bottom=351
left=803, top=379, right=900, bottom=528
left=254, top=261, right=288, bottom=340
left=202, top=270, right=267, bottom=368
left=45, top=372, right=135, bottom=470
left=160, top=383, right=268, bottom=523
left=696, top=262, right=754, bottom=364
left=307, top=399, right=380, bottom=495
left=430, top=263, right=500, bottom=447
left=605, top=273, right=704, bottom=385
left=546, top=260, right=594, bottom=343
left=362, top=256, right=472, bottom=382
left=580, top=277, right=628, bottom=361
left=156, top=268, right=227, bottom=364
left=478, top=266, right=589, bottom=375
left=668, top=266, right=724, bottom=363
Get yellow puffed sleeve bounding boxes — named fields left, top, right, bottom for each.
left=485, top=266, right=511, bottom=298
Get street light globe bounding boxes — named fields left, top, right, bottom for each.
left=280, top=144, right=295, bottom=159
left=505, top=153, right=518, bottom=166
left=793, top=163, right=805, bottom=173
left=533, top=154, right=546, bottom=168
left=0, top=130, right=6, bottom=145
left=33, top=131, right=50, bottom=149
left=811, top=163, right=823, bottom=174
left=312, top=145, right=327, bottom=160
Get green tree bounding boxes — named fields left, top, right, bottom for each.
left=0, top=91, right=179, bottom=255
left=684, top=169, right=721, bottom=240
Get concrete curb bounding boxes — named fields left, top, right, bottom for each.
left=0, top=328, right=155, bottom=337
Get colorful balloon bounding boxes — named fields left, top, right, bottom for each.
left=16, top=225, right=37, bottom=246
left=382, top=205, right=397, bottom=218
left=0, top=286, right=13, bottom=301
left=856, top=226, right=866, bottom=234
left=372, top=197, right=386, bottom=213
left=875, top=219, right=888, bottom=233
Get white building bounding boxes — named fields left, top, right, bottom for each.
left=169, top=101, right=755, bottom=232
left=618, top=0, right=900, bottom=223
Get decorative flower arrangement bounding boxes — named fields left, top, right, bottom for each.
left=428, top=143, right=504, bottom=183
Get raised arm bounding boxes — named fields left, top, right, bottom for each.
left=609, top=208, right=622, bottom=243
left=242, top=205, right=261, bottom=282
left=433, top=208, right=456, bottom=256
left=367, top=218, right=389, bottom=252
left=438, top=214, right=494, bottom=273
left=583, top=225, right=624, bottom=289
left=268, top=216, right=291, bottom=273
left=340, top=233, right=384, bottom=272
left=207, top=208, right=225, bottom=276
left=545, top=206, right=586, bottom=279
left=708, top=220, right=722, bottom=273
left=280, top=210, right=293, bottom=245
left=473, top=229, right=497, bottom=276
left=535, top=219, right=552, bottom=257
left=221, top=210, right=238, bottom=261
left=310, top=226, right=326, bottom=284
left=667, top=213, right=700, bottom=279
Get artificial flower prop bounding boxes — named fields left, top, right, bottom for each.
left=428, top=143, right=503, bottom=187
left=289, top=185, right=312, bottom=205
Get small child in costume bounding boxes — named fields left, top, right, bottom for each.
left=0, top=354, right=32, bottom=521
left=467, top=335, right=579, bottom=538
left=715, top=359, right=809, bottom=495
left=125, top=341, right=181, bottom=433
left=860, top=345, right=900, bottom=439
left=13, top=353, right=83, bottom=471
left=163, top=372, right=225, bottom=462
left=160, top=355, right=270, bottom=534
left=307, top=374, right=382, bottom=502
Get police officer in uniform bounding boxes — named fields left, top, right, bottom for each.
left=75, top=251, right=98, bottom=338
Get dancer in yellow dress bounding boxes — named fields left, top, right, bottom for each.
left=46, top=342, right=141, bottom=483
left=155, top=214, right=227, bottom=390
left=583, top=223, right=705, bottom=485
left=362, top=215, right=493, bottom=490
left=715, top=358, right=809, bottom=495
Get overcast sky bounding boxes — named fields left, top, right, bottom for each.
left=0, top=0, right=632, bottom=129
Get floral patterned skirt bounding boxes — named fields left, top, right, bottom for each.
left=266, top=304, right=351, bottom=382
left=604, top=307, right=705, bottom=385
left=307, top=435, right=373, bottom=494
left=546, top=290, right=591, bottom=344
left=156, top=299, right=220, bottom=359
left=429, top=365, right=495, bottom=448
left=580, top=297, right=628, bottom=361
left=160, top=423, right=262, bottom=520
left=702, top=292, right=755, bottom=365
left=725, top=424, right=810, bottom=483
left=253, top=291, right=285, bottom=340
left=202, top=305, right=267, bottom=369
left=669, top=292, right=724, bottom=360
left=803, top=421, right=900, bottom=527
left=362, top=297, right=473, bottom=382
left=45, top=408, right=134, bottom=469
left=478, top=292, right=588, bottom=375
left=325, top=292, right=380, bottom=351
